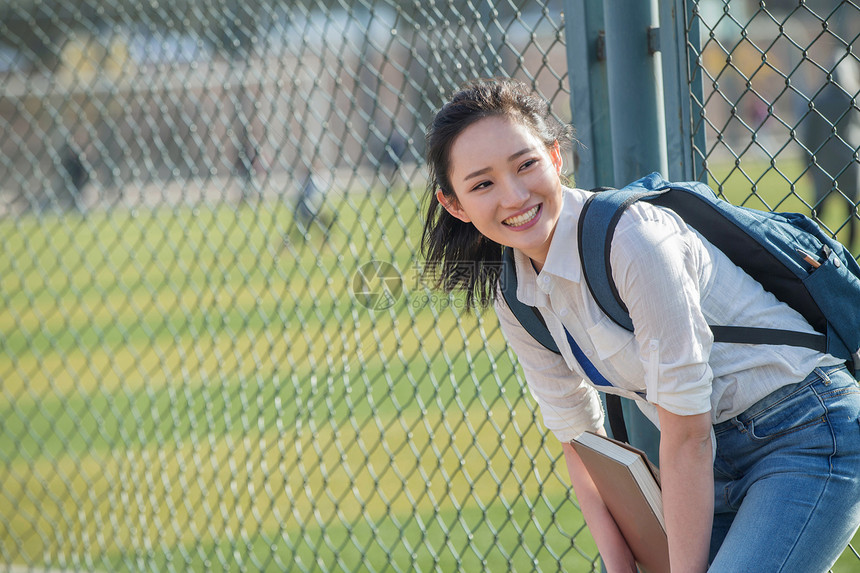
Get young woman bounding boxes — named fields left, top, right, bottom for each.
left=421, top=77, right=860, bottom=572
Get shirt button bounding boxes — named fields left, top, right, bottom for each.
left=583, top=349, right=593, bottom=357
left=559, top=308, right=569, bottom=317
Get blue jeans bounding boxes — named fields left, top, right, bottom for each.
left=709, top=364, right=860, bottom=572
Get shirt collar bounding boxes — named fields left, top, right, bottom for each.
left=542, top=186, right=588, bottom=283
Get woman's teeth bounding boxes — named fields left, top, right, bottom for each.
left=504, top=205, right=539, bottom=227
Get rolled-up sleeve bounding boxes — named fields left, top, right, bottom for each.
left=495, top=296, right=604, bottom=442
left=610, top=206, right=715, bottom=417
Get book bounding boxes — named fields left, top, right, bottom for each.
left=570, top=431, right=669, bottom=573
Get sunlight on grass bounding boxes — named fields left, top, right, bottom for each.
left=0, top=396, right=590, bottom=571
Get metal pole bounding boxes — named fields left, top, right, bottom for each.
left=603, top=0, right=668, bottom=186
left=659, top=0, right=696, bottom=181
left=686, top=0, right=708, bottom=182
left=564, top=0, right=614, bottom=189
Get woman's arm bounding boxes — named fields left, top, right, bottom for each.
left=609, top=210, right=716, bottom=569
left=562, top=442, right=637, bottom=573
left=657, top=407, right=713, bottom=573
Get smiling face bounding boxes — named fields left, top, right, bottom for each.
left=437, top=115, right=564, bottom=268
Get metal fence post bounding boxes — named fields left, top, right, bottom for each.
left=602, top=0, right=668, bottom=186
left=658, top=0, right=707, bottom=182
left=659, top=0, right=693, bottom=181
left=564, top=0, right=614, bottom=189
left=685, top=0, right=707, bottom=182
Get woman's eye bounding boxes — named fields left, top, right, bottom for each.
left=519, top=159, right=537, bottom=171
left=471, top=181, right=491, bottom=191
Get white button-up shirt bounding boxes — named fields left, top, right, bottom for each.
left=496, top=186, right=840, bottom=443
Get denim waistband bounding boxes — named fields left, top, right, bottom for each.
left=714, top=363, right=850, bottom=433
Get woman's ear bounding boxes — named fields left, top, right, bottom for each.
left=436, top=189, right=471, bottom=223
left=550, top=141, right=563, bottom=175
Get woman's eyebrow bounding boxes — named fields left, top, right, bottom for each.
left=462, top=148, right=534, bottom=182
left=507, top=147, right=533, bottom=161
left=463, top=166, right=491, bottom=181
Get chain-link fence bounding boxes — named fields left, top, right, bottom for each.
left=0, top=0, right=857, bottom=571
left=1, top=1, right=587, bottom=571
left=690, top=0, right=860, bottom=253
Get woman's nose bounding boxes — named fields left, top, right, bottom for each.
left=499, top=179, right=529, bottom=207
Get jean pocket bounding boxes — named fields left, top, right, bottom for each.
left=747, top=386, right=828, bottom=440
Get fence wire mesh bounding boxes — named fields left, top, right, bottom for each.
left=689, top=0, right=860, bottom=253
left=1, top=1, right=588, bottom=571
left=0, top=0, right=858, bottom=572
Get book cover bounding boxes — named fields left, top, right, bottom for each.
left=571, top=432, right=669, bottom=573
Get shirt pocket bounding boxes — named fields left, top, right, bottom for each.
left=586, top=315, right=635, bottom=360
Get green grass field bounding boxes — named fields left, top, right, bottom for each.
left=1, top=159, right=858, bottom=571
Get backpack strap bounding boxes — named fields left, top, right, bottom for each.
left=500, top=247, right=559, bottom=354
left=578, top=187, right=828, bottom=353
left=577, top=188, right=666, bottom=331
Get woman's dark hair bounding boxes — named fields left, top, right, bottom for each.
left=420, top=77, right=574, bottom=311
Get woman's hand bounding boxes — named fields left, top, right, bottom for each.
left=563, top=442, right=638, bottom=572
left=657, top=407, right=713, bottom=573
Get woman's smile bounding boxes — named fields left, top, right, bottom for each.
left=503, top=204, right=542, bottom=228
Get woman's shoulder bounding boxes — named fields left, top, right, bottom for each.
left=615, top=199, right=689, bottom=237
left=609, top=200, right=712, bottom=270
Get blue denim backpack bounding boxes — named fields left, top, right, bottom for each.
left=500, top=172, right=860, bottom=378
